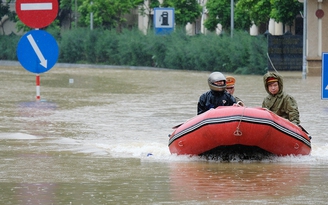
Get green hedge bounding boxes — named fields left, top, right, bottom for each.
left=0, top=34, right=20, bottom=60
left=0, top=28, right=268, bottom=74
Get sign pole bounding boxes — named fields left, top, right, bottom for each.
left=35, top=27, right=40, bottom=101
left=302, top=0, right=307, bottom=79
left=322, top=53, right=328, bottom=99
left=16, top=0, right=59, bottom=101
left=36, top=74, right=40, bottom=101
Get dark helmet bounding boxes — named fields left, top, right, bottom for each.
left=208, top=72, right=226, bottom=92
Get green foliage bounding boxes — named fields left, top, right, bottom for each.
left=204, top=0, right=253, bottom=32
left=94, top=29, right=120, bottom=64
left=0, top=0, right=14, bottom=20
left=163, top=29, right=193, bottom=69
left=172, top=0, right=202, bottom=27
left=139, top=0, right=161, bottom=16
left=78, top=0, right=144, bottom=32
left=234, top=5, right=252, bottom=31
left=0, top=0, right=16, bottom=35
left=205, top=0, right=301, bottom=31
left=15, top=19, right=61, bottom=38
left=59, top=28, right=87, bottom=63
left=247, top=35, right=268, bottom=74
left=203, top=17, right=220, bottom=32
left=116, top=29, right=153, bottom=66
left=45, top=20, right=62, bottom=40
left=145, top=31, right=171, bottom=67
left=227, top=32, right=251, bottom=72
left=234, top=34, right=267, bottom=74
left=161, top=0, right=202, bottom=27
left=0, top=28, right=268, bottom=75
left=204, top=0, right=231, bottom=32
left=78, top=0, right=113, bottom=28
left=236, top=0, right=271, bottom=27
left=270, top=0, right=302, bottom=27
left=0, top=34, right=20, bottom=60
left=138, top=0, right=161, bottom=31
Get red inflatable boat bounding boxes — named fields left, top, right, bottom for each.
left=168, top=106, right=311, bottom=159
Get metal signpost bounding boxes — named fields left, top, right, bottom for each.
left=154, top=8, right=174, bottom=35
left=322, top=52, right=328, bottom=99
left=16, top=0, right=59, bottom=100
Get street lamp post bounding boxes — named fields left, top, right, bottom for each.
left=90, top=1, right=93, bottom=30
left=231, top=0, right=234, bottom=38
left=75, top=0, right=77, bottom=28
left=302, top=0, right=307, bottom=79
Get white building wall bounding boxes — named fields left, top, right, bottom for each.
left=250, top=23, right=259, bottom=36
left=274, top=22, right=283, bottom=35
left=268, top=19, right=275, bottom=34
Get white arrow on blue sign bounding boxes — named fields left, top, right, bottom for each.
left=322, top=52, right=328, bottom=99
left=17, top=30, right=59, bottom=74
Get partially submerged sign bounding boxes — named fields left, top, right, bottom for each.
left=322, top=52, right=328, bottom=99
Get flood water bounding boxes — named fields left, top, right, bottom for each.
left=0, top=62, right=328, bottom=204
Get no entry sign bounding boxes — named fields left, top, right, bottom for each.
left=16, top=0, right=58, bottom=28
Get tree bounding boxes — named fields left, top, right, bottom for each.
left=236, top=0, right=271, bottom=27
left=138, top=0, right=161, bottom=31
left=162, top=0, right=202, bottom=28
left=204, top=0, right=231, bottom=32
left=0, top=0, right=16, bottom=35
left=204, top=0, right=252, bottom=32
left=59, top=0, right=80, bottom=29
left=233, top=2, right=252, bottom=31
left=78, top=0, right=144, bottom=32
left=270, top=0, right=302, bottom=31
left=203, top=0, right=254, bottom=33
left=205, top=0, right=301, bottom=34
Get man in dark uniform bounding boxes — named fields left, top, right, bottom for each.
left=197, top=72, right=236, bottom=115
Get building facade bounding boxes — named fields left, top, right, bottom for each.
left=306, top=0, right=327, bottom=76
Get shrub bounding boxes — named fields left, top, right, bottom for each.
left=59, top=28, right=88, bottom=63
left=116, top=29, right=153, bottom=66
left=95, top=29, right=119, bottom=65
left=1, top=27, right=268, bottom=75
left=0, top=34, right=20, bottom=60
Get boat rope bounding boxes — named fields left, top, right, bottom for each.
left=267, top=53, right=280, bottom=74
left=234, top=107, right=246, bottom=136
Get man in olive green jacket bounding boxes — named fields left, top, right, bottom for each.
left=262, top=72, right=300, bottom=125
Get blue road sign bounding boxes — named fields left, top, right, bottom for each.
left=322, top=52, right=328, bottom=99
left=154, top=8, right=174, bottom=35
left=17, top=30, right=59, bottom=74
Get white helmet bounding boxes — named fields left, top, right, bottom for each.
left=208, top=72, right=226, bottom=92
